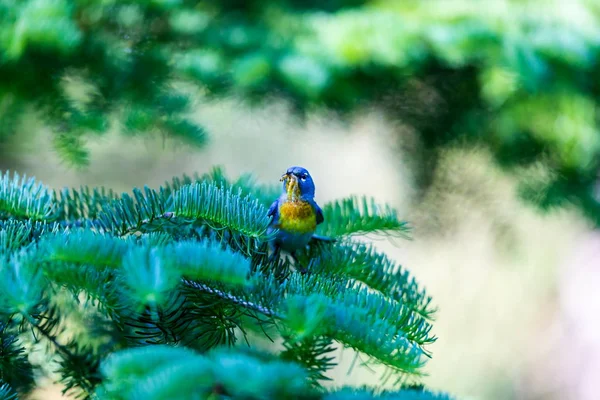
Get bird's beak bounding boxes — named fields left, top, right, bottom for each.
left=282, top=172, right=299, bottom=201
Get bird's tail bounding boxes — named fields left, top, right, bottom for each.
left=310, top=234, right=336, bottom=244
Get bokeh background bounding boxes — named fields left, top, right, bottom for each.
left=2, top=0, right=600, bottom=399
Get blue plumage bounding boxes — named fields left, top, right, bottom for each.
left=267, top=166, right=324, bottom=272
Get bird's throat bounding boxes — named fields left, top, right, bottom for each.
left=285, top=175, right=301, bottom=202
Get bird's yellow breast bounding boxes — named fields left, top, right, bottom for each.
left=278, top=200, right=317, bottom=234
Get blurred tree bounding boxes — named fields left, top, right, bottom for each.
left=1, top=0, right=600, bottom=222
left=0, top=168, right=450, bottom=399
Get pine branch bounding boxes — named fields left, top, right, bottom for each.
left=55, top=341, right=101, bottom=400
left=118, top=294, right=208, bottom=348
left=163, top=167, right=279, bottom=208
left=0, top=383, right=17, bottom=400
left=182, top=279, right=279, bottom=318
left=95, top=346, right=455, bottom=400
left=0, top=250, right=46, bottom=315
left=53, top=186, right=117, bottom=222
left=325, top=387, right=455, bottom=400
left=39, top=230, right=130, bottom=269
left=0, top=320, right=34, bottom=395
left=165, top=240, right=252, bottom=287
left=0, top=220, right=61, bottom=255
left=22, top=313, right=96, bottom=397
left=0, top=169, right=451, bottom=397
left=283, top=291, right=429, bottom=379
left=0, top=171, right=55, bottom=221
left=308, top=241, right=436, bottom=319
left=0, top=220, right=34, bottom=255
left=192, top=166, right=280, bottom=207
left=95, top=187, right=171, bottom=235
left=281, top=335, right=337, bottom=384
left=95, top=345, right=317, bottom=400
left=119, top=238, right=253, bottom=308
left=34, top=229, right=255, bottom=311
left=170, top=182, right=272, bottom=240
left=319, top=196, right=411, bottom=238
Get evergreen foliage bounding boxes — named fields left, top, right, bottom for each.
left=0, top=167, right=453, bottom=399
left=1, top=0, right=600, bottom=222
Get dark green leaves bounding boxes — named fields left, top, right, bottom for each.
left=162, top=117, right=207, bottom=147
left=1, top=0, right=81, bottom=60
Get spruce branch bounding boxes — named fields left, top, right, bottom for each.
left=0, top=171, right=54, bottom=221
left=170, top=181, right=272, bottom=240
left=22, top=312, right=97, bottom=398
left=165, top=240, right=252, bottom=287
left=0, top=320, right=34, bottom=395
left=38, top=230, right=130, bottom=269
left=319, top=196, right=411, bottom=238
left=325, top=387, right=455, bottom=400
left=282, top=289, right=430, bottom=379
left=95, top=187, right=171, bottom=236
left=0, top=168, right=450, bottom=397
left=0, top=220, right=34, bottom=255
left=308, top=240, right=436, bottom=319
left=163, top=167, right=280, bottom=208
left=0, top=383, right=17, bottom=400
left=53, top=186, right=118, bottom=222
left=182, top=279, right=280, bottom=318
left=95, top=345, right=317, bottom=400
left=281, top=335, right=337, bottom=384
left=0, top=250, right=47, bottom=316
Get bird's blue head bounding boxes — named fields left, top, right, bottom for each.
left=280, top=166, right=316, bottom=199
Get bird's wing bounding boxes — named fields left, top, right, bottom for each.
left=267, top=199, right=279, bottom=222
left=309, top=199, right=324, bottom=225
left=310, top=234, right=336, bottom=243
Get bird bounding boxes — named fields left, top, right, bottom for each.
left=266, top=166, right=324, bottom=273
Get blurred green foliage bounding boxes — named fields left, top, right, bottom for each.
left=1, top=0, right=600, bottom=222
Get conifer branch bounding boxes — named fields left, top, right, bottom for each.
left=0, top=383, right=17, bottom=400
left=0, top=171, right=54, bottom=221
left=22, top=313, right=95, bottom=397
left=0, top=168, right=450, bottom=398
left=54, top=186, right=117, bottom=222
left=182, top=279, right=280, bottom=318
left=325, top=387, right=455, bottom=400
left=319, top=196, right=411, bottom=238
left=170, top=182, right=272, bottom=240
left=0, top=320, right=34, bottom=395
left=309, top=241, right=436, bottom=319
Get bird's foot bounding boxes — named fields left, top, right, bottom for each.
left=290, top=251, right=310, bottom=275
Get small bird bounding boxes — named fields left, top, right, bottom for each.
left=267, top=166, right=324, bottom=273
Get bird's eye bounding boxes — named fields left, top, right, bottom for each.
left=300, top=174, right=307, bottom=181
